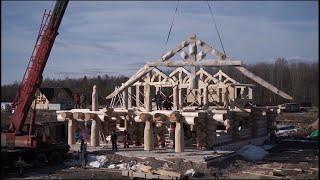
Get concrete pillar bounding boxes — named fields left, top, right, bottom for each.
left=144, top=84, right=152, bottom=112
left=128, top=87, right=132, bottom=108
left=68, top=119, right=76, bottom=145
left=136, top=85, right=140, bottom=107
left=123, top=88, right=128, bottom=109
left=91, top=120, right=99, bottom=147
left=173, top=86, right=179, bottom=110
left=144, top=120, right=153, bottom=150
left=175, top=121, right=184, bottom=152
left=155, top=86, right=160, bottom=93
left=92, top=85, right=98, bottom=111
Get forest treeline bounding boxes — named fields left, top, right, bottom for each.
left=1, top=58, right=318, bottom=106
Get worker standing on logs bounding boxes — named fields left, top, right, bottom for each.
left=80, top=93, right=86, bottom=108
left=111, top=130, right=118, bottom=151
left=153, top=91, right=163, bottom=110
left=163, top=97, right=173, bottom=110
left=74, top=93, right=80, bottom=109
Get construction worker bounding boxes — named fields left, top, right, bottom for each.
left=79, top=138, right=87, bottom=168
left=123, top=130, right=129, bottom=148
left=80, top=94, right=86, bottom=108
left=111, top=130, right=118, bottom=151
left=163, top=97, right=173, bottom=110
left=154, top=91, right=163, bottom=110
left=224, top=88, right=230, bottom=108
left=74, top=93, right=80, bottom=109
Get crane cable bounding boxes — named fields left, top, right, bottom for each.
left=207, top=1, right=227, bottom=57
left=162, top=0, right=180, bottom=54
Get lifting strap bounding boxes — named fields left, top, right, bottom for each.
left=163, top=0, right=180, bottom=53
left=207, top=1, right=227, bottom=57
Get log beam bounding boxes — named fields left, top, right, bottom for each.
left=235, top=66, right=293, bottom=100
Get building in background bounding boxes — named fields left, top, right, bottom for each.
left=32, top=87, right=74, bottom=110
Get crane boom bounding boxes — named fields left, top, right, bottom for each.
left=10, top=1, right=69, bottom=133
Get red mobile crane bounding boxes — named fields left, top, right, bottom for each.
left=2, top=1, right=70, bottom=167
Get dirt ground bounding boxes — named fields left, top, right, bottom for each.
left=3, top=137, right=318, bottom=180
left=1, top=110, right=319, bottom=179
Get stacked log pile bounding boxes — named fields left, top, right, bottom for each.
left=154, top=113, right=168, bottom=147
left=195, top=112, right=207, bottom=149
left=195, top=111, right=217, bottom=149
left=250, top=108, right=270, bottom=137
left=206, top=112, right=217, bottom=148
left=266, top=110, right=277, bottom=135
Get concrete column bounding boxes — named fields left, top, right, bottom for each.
left=178, top=87, right=182, bottom=108
left=91, top=120, right=99, bottom=147
left=92, top=85, right=98, bottom=111
left=203, top=86, right=208, bottom=105
left=173, top=86, right=179, bottom=110
left=128, top=87, right=132, bottom=108
left=155, top=86, right=160, bottom=93
left=123, top=88, right=128, bottom=109
left=144, top=84, right=152, bottom=112
left=175, top=121, right=184, bottom=152
left=136, top=85, right=140, bottom=107
left=144, top=120, right=153, bottom=150
left=68, top=119, right=76, bottom=145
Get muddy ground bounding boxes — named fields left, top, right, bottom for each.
left=3, top=138, right=318, bottom=179
left=1, top=110, right=319, bottom=179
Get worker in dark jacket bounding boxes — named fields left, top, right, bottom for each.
left=111, top=130, right=118, bottom=151
left=80, top=94, right=86, bottom=108
left=74, top=93, right=80, bottom=108
left=154, top=91, right=163, bottom=110
left=163, top=97, right=173, bottom=110
left=79, top=138, right=87, bottom=168
left=123, top=130, right=129, bottom=148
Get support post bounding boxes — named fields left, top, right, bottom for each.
left=144, top=83, right=152, bottom=112
left=68, top=119, right=76, bottom=146
left=173, top=86, right=179, bottom=110
left=136, top=85, right=140, bottom=107
left=92, top=85, right=98, bottom=111
left=123, top=88, right=128, bottom=109
left=175, top=121, right=184, bottom=152
left=128, top=87, right=132, bottom=108
left=178, top=87, right=182, bottom=108
left=169, top=112, right=184, bottom=152
left=203, top=86, right=208, bottom=105
left=91, top=120, right=99, bottom=147
left=248, top=88, right=253, bottom=99
left=141, top=113, right=153, bottom=151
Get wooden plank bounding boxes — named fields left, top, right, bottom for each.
left=152, top=169, right=181, bottom=178
left=139, top=164, right=153, bottom=173
left=122, top=170, right=174, bottom=179
left=106, top=65, right=153, bottom=99
left=273, top=168, right=303, bottom=177
left=242, top=171, right=282, bottom=179
left=235, top=66, right=293, bottom=100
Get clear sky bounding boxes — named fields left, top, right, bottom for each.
left=1, top=1, right=318, bottom=85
